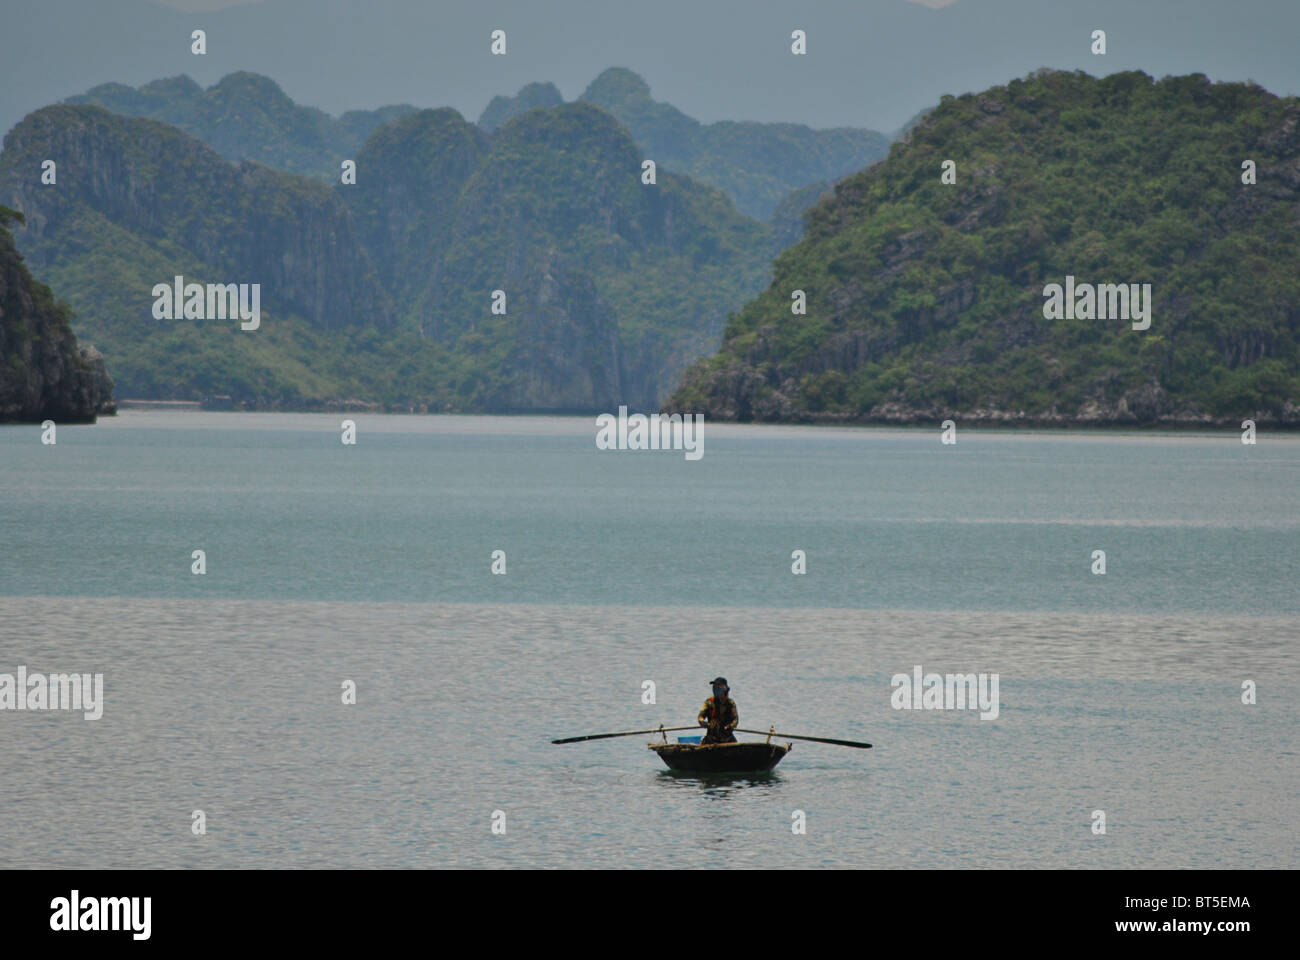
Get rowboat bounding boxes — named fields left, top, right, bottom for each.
left=648, top=739, right=791, bottom=773
left=552, top=723, right=869, bottom=769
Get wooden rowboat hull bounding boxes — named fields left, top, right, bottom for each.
left=649, top=741, right=790, bottom=773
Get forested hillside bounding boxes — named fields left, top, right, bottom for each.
left=667, top=71, right=1300, bottom=425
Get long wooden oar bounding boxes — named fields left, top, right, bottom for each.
left=735, top=727, right=872, bottom=749
left=551, top=725, right=699, bottom=744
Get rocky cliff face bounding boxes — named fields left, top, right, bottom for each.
left=1, top=105, right=391, bottom=333
left=1, top=94, right=768, bottom=412
left=345, top=109, right=487, bottom=316
left=493, top=248, right=625, bottom=410
left=0, top=207, right=114, bottom=422
left=346, top=100, right=769, bottom=411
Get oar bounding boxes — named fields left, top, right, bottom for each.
left=551, top=725, right=700, bottom=744
left=735, top=728, right=872, bottom=749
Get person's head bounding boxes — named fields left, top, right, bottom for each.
left=710, top=676, right=730, bottom=700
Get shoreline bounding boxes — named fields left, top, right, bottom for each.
left=9, top=405, right=1295, bottom=436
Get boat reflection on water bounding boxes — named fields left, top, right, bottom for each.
left=653, top=766, right=786, bottom=797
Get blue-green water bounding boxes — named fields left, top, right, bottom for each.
left=3, top=412, right=1297, bottom=614
left=0, top=413, right=1296, bottom=868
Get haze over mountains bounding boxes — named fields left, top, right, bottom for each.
left=0, top=62, right=896, bottom=412
left=65, top=72, right=418, bottom=181
left=0, top=82, right=774, bottom=410
left=5, top=64, right=1299, bottom=422
left=576, top=69, right=888, bottom=220
left=66, top=67, right=890, bottom=221
left=5, top=0, right=1300, bottom=146
left=3, top=0, right=1298, bottom=423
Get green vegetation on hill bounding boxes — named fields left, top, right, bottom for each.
left=349, top=102, right=770, bottom=409
left=2, top=99, right=770, bottom=410
left=0, top=105, right=400, bottom=403
left=666, top=70, right=1300, bottom=425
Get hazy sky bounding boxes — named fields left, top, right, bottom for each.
left=4, top=0, right=1299, bottom=139
left=152, top=0, right=258, bottom=9
left=152, top=1, right=963, bottom=10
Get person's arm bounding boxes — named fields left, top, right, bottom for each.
left=698, top=700, right=710, bottom=728
left=725, top=701, right=738, bottom=733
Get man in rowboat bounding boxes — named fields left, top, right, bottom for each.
left=698, top=677, right=739, bottom=744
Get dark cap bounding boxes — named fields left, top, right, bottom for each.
left=709, top=677, right=729, bottom=688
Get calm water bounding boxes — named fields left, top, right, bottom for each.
left=1, top=413, right=1296, bottom=868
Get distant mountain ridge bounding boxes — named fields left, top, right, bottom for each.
left=8, top=0, right=1300, bottom=163
left=65, top=73, right=417, bottom=180
left=478, top=82, right=565, bottom=132
left=578, top=68, right=891, bottom=220
left=64, top=68, right=889, bottom=225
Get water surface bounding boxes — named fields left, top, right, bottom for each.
left=1, top=413, right=1295, bottom=868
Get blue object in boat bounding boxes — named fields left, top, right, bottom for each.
left=677, top=735, right=703, bottom=744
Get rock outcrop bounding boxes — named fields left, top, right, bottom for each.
left=0, top=207, right=114, bottom=422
